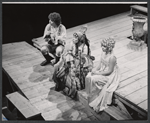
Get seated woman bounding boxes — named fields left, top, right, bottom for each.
left=40, top=12, right=67, bottom=66
left=52, top=27, right=94, bottom=99
left=65, top=26, right=95, bottom=88
left=85, top=38, right=121, bottom=112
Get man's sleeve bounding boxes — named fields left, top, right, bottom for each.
left=43, top=24, right=51, bottom=38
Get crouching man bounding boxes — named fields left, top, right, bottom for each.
left=40, top=12, right=67, bottom=66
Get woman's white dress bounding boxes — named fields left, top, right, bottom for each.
left=85, top=51, right=121, bottom=112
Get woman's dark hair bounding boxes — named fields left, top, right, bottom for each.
left=48, top=12, right=61, bottom=27
left=75, top=34, right=91, bottom=56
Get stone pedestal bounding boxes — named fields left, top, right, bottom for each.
left=127, top=16, right=147, bottom=51
left=127, top=40, right=147, bottom=51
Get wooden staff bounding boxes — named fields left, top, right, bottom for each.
left=78, top=49, right=83, bottom=88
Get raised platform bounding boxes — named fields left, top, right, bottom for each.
left=2, top=11, right=148, bottom=120
left=2, top=41, right=98, bottom=121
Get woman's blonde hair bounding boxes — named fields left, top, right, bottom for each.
left=101, top=38, right=116, bottom=53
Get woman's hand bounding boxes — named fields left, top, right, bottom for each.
left=91, top=71, right=101, bottom=76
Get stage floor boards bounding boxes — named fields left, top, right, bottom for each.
left=2, top=11, right=147, bottom=120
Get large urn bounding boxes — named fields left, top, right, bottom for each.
left=127, top=16, right=147, bottom=51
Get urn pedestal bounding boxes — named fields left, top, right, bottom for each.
left=127, top=16, right=147, bottom=51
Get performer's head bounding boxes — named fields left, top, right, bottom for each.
left=73, top=26, right=91, bottom=55
left=73, top=31, right=83, bottom=44
left=101, top=38, right=115, bottom=54
left=48, top=12, right=61, bottom=27
left=73, top=25, right=88, bottom=44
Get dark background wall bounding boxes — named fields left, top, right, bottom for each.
left=2, top=3, right=147, bottom=45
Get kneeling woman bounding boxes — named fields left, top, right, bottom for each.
left=85, top=38, right=121, bottom=112
left=52, top=27, right=94, bottom=99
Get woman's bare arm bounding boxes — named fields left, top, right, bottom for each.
left=93, top=56, right=116, bottom=76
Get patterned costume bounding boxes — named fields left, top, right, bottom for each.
left=53, top=26, right=94, bottom=99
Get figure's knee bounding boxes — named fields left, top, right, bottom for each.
left=41, top=46, right=48, bottom=55
left=55, top=45, right=64, bottom=57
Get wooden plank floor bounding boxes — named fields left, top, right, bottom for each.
left=2, top=42, right=97, bottom=120
left=2, top=11, right=148, bottom=120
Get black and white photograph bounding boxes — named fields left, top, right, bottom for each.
left=2, top=2, right=148, bottom=121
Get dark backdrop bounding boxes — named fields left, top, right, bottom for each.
left=2, top=4, right=147, bottom=45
